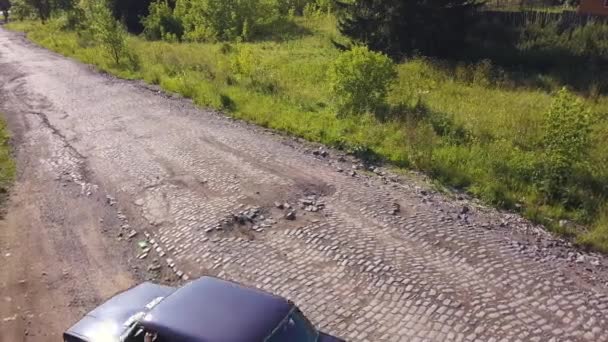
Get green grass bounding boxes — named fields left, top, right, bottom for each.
left=0, top=115, right=16, bottom=208
left=7, top=17, right=608, bottom=251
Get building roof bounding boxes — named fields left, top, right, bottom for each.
left=142, top=277, right=293, bottom=342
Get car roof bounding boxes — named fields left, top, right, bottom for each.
left=142, top=276, right=294, bottom=342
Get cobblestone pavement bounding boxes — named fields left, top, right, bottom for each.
left=1, top=28, right=608, bottom=341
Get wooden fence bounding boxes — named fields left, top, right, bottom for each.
left=479, top=10, right=608, bottom=28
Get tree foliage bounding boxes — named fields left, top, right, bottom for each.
left=24, top=0, right=51, bottom=21
left=335, top=0, right=482, bottom=59
left=0, top=0, right=10, bottom=22
left=82, top=0, right=127, bottom=64
left=108, top=0, right=153, bottom=32
left=175, top=0, right=273, bottom=42
left=328, top=46, right=397, bottom=116
left=142, top=0, right=183, bottom=41
left=541, top=88, right=595, bottom=202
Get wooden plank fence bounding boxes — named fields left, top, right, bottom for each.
left=479, top=10, right=608, bottom=28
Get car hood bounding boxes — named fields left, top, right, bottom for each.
left=318, top=331, right=346, bottom=342
left=65, top=282, right=175, bottom=341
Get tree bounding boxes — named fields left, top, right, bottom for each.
left=0, top=0, right=10, bottom=22
left=10, top=0, right=32, bottom=20
left=175, top=0, right=271, bottom=42
left=142, top=0, right=183, bottom=41
left=25, top=0, right=51, bottom=22
left=335, top=0, right=483, bottom=59
left=108, top=0, right=153, bottom=33
left=83, top=0, right=127, bottom=64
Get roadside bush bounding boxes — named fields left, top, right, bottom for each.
left=83, top=0, right=127, bottom=65
left=274, top=0, right=315, bottom=15
left=303, top=0, right=333, bottom=17
left=10, top=0, right=34, bottom=20
left=175, top=0, right=273, bottom=42
left=328, top=46, right=396, bottom=116
left=541, top=88, right=594, bottom=202
left=142, top=0, right=184, bottom=42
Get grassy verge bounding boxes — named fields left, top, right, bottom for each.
left=7, top=17, right=608, bottom=251
left=0, top=115, right=16, bottom=210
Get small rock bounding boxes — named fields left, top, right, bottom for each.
left=148, top=263, right=161, bottom=272
left=336, top=167, right=344, bottom=173
left=138, top=253, right=149, bottom=259
left=576, top=254, right=585, bottom=263
left=134, top=199, right=145, bottom=206
left=285, top=211, right=296, bottom=221
left=274, top=202, right=284, bottom=209
left=591, top=259, right=601, bottom=266
left=299, top=198, right=314, bottom=206
left=461, top=206, right=470, bottom=214
left=350, top=171, right=357, bottom=177
left=127, top=230, right=138, bottom=239
left=391, top=203, right=400, bottom=215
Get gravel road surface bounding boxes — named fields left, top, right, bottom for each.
left=1, top=27, right=608, bottom=341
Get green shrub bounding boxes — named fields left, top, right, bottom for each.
left=472, top=59, right=494, bottom=87
left=175, top=0, right=272, bottom=42
left=328, top=46, right=396, bottom=116
left=142, top=0, right=184, bottom=41
left=541, top=88, right=594, bottom=202
left=83, top=0, right=128, bottom=65
left=274, top=0, right=315, bottom=15
left=303, top=0, right=333, bottom=17
left=10, top=0, right=34, bottom=20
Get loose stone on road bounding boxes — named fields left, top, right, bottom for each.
left=1, top=27, right=608, bottom=341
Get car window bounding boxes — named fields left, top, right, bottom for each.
left=266, top=310, right=319, bottom=342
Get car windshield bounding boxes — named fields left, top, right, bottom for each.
left=266, top=309, right=319, bottom=342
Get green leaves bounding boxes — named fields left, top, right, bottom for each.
left=542, top=88, right=594, bottom=202
left=335, top=0, right=482, bottom=58
left=175, top=0, right=271, bottom=42
left=142, top=0, right=184, bottom=41
left=83, top=0, right=127, bottom=64
left=328, top=46, right=396, bottom=116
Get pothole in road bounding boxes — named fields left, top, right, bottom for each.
left=210, top=191, right=330, bottom=240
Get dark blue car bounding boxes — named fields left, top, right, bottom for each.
left=64, top=276, right=345, bottom=342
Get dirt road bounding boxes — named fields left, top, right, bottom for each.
left=1, top=28, right=608, bottom=341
